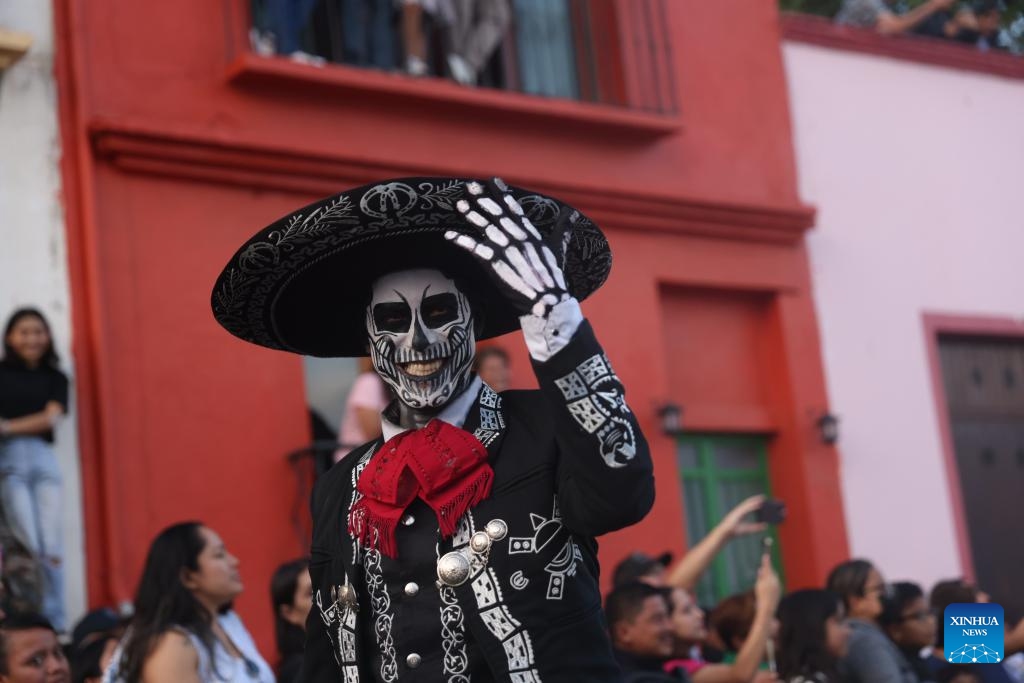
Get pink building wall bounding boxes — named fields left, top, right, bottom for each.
left=783, top=40, right=1024, bottom=588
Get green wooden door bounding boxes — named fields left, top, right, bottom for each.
left=677, top=434, right=784, bottom=607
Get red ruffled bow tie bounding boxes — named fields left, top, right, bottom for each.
left=348, top=419, right=494, bottom=559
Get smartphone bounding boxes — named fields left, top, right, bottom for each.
left=755, top=499, right=786, bottom=524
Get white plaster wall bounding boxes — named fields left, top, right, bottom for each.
left=0, top=2, right=86, bottom=624
left=784, top=42, right=1024, bottom=590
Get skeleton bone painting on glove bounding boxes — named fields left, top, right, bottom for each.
left=212, top=177, right=655, bottom=682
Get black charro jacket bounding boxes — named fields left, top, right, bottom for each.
left=299, top=321, right=655, bottom=683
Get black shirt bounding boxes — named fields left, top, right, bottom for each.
left=614, top=649, right=691, bottom=683
left=0, top=361, right=69, bottom=443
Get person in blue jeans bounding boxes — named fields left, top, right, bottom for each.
left=0, top=307, right=69, bottom=631
left=258, top=0, right=396, bottom=68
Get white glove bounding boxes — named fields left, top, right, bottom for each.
left=446, top=178, right=571, bottom=319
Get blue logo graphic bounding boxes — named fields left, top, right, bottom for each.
left=944, top=603, right=1004, bottom=664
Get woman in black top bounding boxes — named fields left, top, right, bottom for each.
left=270, top=559, right=312, bottom=683
left=0, top=307, right=70, bottom=630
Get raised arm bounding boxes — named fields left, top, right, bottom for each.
left=665, top=495, right=767, bottom=590
left=446, top=179, right=655, bottom=535
left=875, top=0, right=955, bottom=34
left=693, top=554, right=781, bottom=683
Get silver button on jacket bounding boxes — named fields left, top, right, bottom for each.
left=406, top=653, right=422, bottom=668
left=404, top=582, right=419, bottom=596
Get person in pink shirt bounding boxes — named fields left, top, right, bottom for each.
left=334, top=358, right=388, bottom=462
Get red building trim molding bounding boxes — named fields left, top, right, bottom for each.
left=781, top=13, right=1024, bottom=81
left=921, top=312, right=1024, bottom=583
left=226, top=54, right=682, bottom=140
left=89, top=122, right=816, bottom=245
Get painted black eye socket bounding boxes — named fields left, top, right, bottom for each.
left=373, top=302, right=412, bottom=333
left=421, top=293, right=459, bottom=328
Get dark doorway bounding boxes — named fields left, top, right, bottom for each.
left=938, top=336, right=1024, bottom=622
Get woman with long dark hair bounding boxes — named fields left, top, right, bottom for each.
left=0, top=307, right=69, bottom=630
left=776, top=589, right=850, bottom=683
left=269, top=559, right=310, bottom=683
left=104, top=522, right=273, bottom=682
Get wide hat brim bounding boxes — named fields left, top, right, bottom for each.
left=211, top=177, right=612, bottom=357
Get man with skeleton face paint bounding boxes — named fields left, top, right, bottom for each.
left=366, top=269, right=477, bottom=416
left=212, top=177, right=655, bottom=683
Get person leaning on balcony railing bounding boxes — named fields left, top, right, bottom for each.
left=945, top=0, right=1007, bottom=50
left=836, top=0, right=964, bottom=35
left=445, top=0, right=511, bottom=86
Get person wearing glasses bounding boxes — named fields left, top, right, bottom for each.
left=103, top=522, right=274, bottom=683
left=880, top=582, right=938, bottom=682
left=827, top=559, right=920, bottom=683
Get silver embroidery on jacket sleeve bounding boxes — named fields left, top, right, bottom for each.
left=555, top=353, right=636, bottom=468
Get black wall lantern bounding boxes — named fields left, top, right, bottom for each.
left=657, top=402, right=684, bottom=436
left=817, top=412, right=839, bottom=445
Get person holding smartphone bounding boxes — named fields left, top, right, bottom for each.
left=663, top=553, right=781, bottom=683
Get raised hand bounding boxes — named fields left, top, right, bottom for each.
left=446, top=178, right=571, bottom=318
left=720, top=494, right=769, bottom=538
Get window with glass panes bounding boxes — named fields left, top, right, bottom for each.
left=677, top=435, right=784, bottom=607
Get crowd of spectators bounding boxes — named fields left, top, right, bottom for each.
left=605, top=505, right=1024, bottom=683
left=3, top=319, right=1021, bottom=682
left=249, top=0, right=512, bottom=86
left=835, top=0, right=1012, bottom=52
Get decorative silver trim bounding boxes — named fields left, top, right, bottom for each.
left=556, top=354, right=636, bottom=468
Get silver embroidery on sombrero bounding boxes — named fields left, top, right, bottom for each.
left=212, top=179, right=611, bottom=354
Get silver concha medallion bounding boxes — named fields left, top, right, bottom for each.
left=437, top=550, right=472, bottom=587
left=484, top=519, right=508, bottom=541
left=470, top=531, right=492, bottom=553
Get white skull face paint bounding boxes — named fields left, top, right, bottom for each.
left=366, top=268, right=476, bottom=410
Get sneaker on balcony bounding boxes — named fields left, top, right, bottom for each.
left=289, top=51, right=327, bottom=67
left=248, top=28, right=277, bottom=56
left=405, top=55, right=429, bottom=77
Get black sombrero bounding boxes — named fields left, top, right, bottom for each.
left=211, top=177, right=612, bottom=357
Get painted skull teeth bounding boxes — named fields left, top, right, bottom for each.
left=366, top=269, right=477, bottom=410
left=401, top=359, right=445, bottom=377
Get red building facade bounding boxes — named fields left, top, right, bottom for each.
left=54, top=0, right=848, bottom=649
